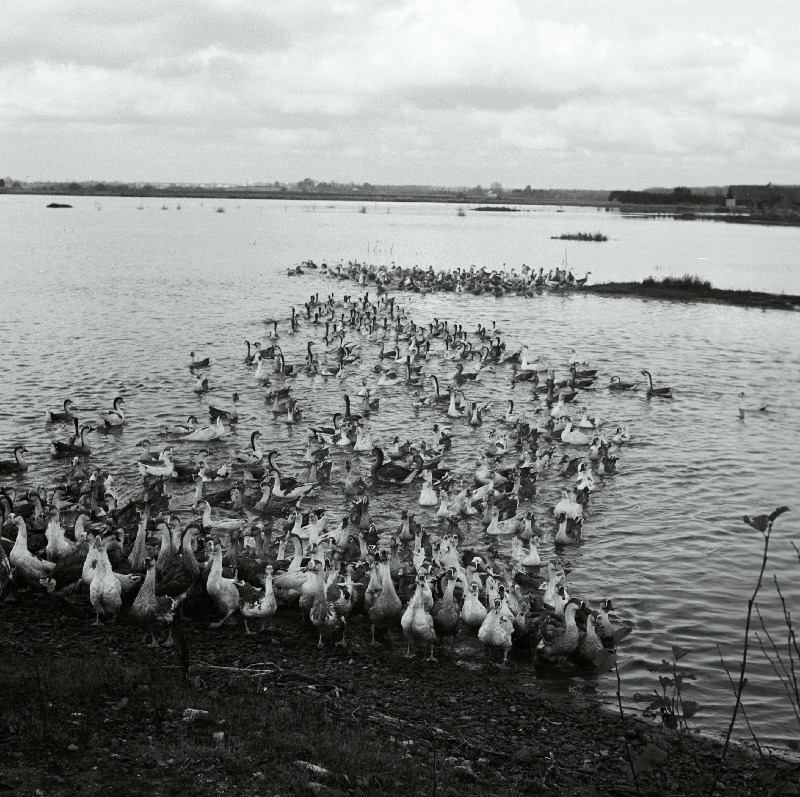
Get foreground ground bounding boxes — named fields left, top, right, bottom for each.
left=1, top=593, right=797, bottom=797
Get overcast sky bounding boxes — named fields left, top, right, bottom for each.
left=2, top=0, right=799, bottom=188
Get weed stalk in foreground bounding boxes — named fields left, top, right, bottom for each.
left=708, top=506, right=790, bottom=796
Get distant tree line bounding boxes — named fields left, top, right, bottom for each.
left=609, top=187, right=723, bottom=206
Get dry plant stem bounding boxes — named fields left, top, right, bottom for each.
left=709, top=521, right=773, bottom=796
left=773, top=576, right=800, bottom=701
left=615, top=662, right=642, bottom=797
left=715, top=643, right=764, bottom=758
left=755, top=605, right=800, bottom=726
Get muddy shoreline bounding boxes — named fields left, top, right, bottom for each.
left=2, top=594, right=795, bottom=797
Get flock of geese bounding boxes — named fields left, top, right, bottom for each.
left=0, top=270, right=671, bottom=667
left=291, top=260, right=594, bottom=297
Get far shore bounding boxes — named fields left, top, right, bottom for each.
left=583, top=281, right=800, bottom=311
left=4, top=185, right=800, bottom=227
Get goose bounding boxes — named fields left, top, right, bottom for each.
left=99, top=396, right=125, bottom=427
left=164, top=415, right=199, bottom=435
left=206, top=540, right=242, bottom=629
left=46, top=399, right=77, bottom=423
left=521, top=536, right=541, bottom=567
left=461, top=580, right=487, bottom=629
left=353, top=424, right=373, bottom=452
left=189, top=351, right=210, bottom=369
left=595, top=598, right=632, bottom=649
left=505, top=400, right=519, bottom=424
left=312, top=413, right=344, bottom=445
left=367, top=557, right=403, bottom=645
left=131, top=558, right=179, bottom=647
left=446, top=388, right=466, bottom=418
left=193, top=375, right=210, bottom=394
left=577, top=408, right=602, bottom=430
left=561, top=422, right=591, bottom=445
left=209, top=393, right=240, bottom=423
left=388, top=437, right=411, bottom=460
left=608, top=376, right=636, bottom=391
left=309, top=560, right=347, bottom=647
left=0, top=447, right=29, bottom=475
left=268, top=452, right=316, bottom=499
left=50, top=423, right=94, bottom=457
left=612, top=426, right=631, bottom=444
left=550, top=396, right=567, bottom=419
left=519, top=346, right=543, bottom=372
left=553, top=489, right=583, bottom=519
left=427, top=375, right=450, bottom=404
left=244, top=340, right=258, bottom=365
left=454, top=363, right=479, bottom=383
left=9, top=515, right=56, bottom=586
left=554, top=513, right=582, bottom=545
left=232, top=431, right=264, bottom=466
left=468, top=401, right=489, bottom=427
left=641, top=369, right=672, bottom=397
left=431, top=569, right=460, bottom=648
left=418, top=470, right=439, bottom=506
left=401, top=573, right=438, bottom=660
left=183, top=416, right=226, bottom=442
left=138, top=450, right=175, bottom=478
left=370, top=447, right=416, bottom=485
left=478, top=597, right=514, bottom=665
left=537, top=599, right=581, bottom=658
left=88, top=535, right=123, bottom=625
left=44, top=510, right=77, bottom=562
left=485, top=506, right=522, bottom=536
left=377, top=368, right=403, bottom=387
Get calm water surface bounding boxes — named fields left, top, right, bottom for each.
left=1, top=195, right=799, bottom=747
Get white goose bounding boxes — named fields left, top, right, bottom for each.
left=561, top=422, right=591, bottom=445
left=185, top=416, right=227, bottom=441
left=418, top=470, right=439, bottom=507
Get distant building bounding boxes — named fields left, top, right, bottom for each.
left=726, top=184, right=800, bottom=210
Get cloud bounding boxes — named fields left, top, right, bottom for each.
left=1, top=0, right=799, bottom=186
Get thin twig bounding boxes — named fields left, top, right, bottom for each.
left=716, top=643, right=764, bottom=757
left=709, top=520, right=773, bottom=796
left=615, top=662, right=642, bottom=797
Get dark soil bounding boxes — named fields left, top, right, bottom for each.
left=2, top=593, right=796, bottom=797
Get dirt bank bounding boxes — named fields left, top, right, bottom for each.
left=1, top=593, right=795, bottom=797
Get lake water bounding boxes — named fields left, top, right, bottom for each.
left=1, top=194, right=799, bottom=748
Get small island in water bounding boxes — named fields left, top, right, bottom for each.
left=552, top=231, right=608, bottom=241
left=46, top=202, right=72, bottom=208
left=585, top=274, right=800, bottom=311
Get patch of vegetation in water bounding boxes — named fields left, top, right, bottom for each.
left=642, top=273, right=712, bottom=290
left=473, top=205, right=520, bottom=212
left=552, top=231, right=608, bottom=241
left=46, top=202, right=72, bottom=208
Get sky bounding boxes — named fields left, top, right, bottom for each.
left=2, top=0, right=800, bottom=189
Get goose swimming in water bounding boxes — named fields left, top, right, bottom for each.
left=193, top=375, right=210, bottom=394
left=370, top=446, right=415, bottom=485
left=46, top=399, right=77, bottom=423
left=608, top=376, right=636, bottom=391
left=189, top=351, right=210, bottom=369
left=99, top=396, right=125, bottom=427
left=641, top=370, right=672, bottom=398
left=0, top=446, right=29, bottom=474
left=51, top=423, right=94, bottom=457
left=209, top=393, right=240, bottom=423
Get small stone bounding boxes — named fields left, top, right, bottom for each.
left=67, top=744, right=79, bottom=752
left=511, top=748, right=534, bottom=764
